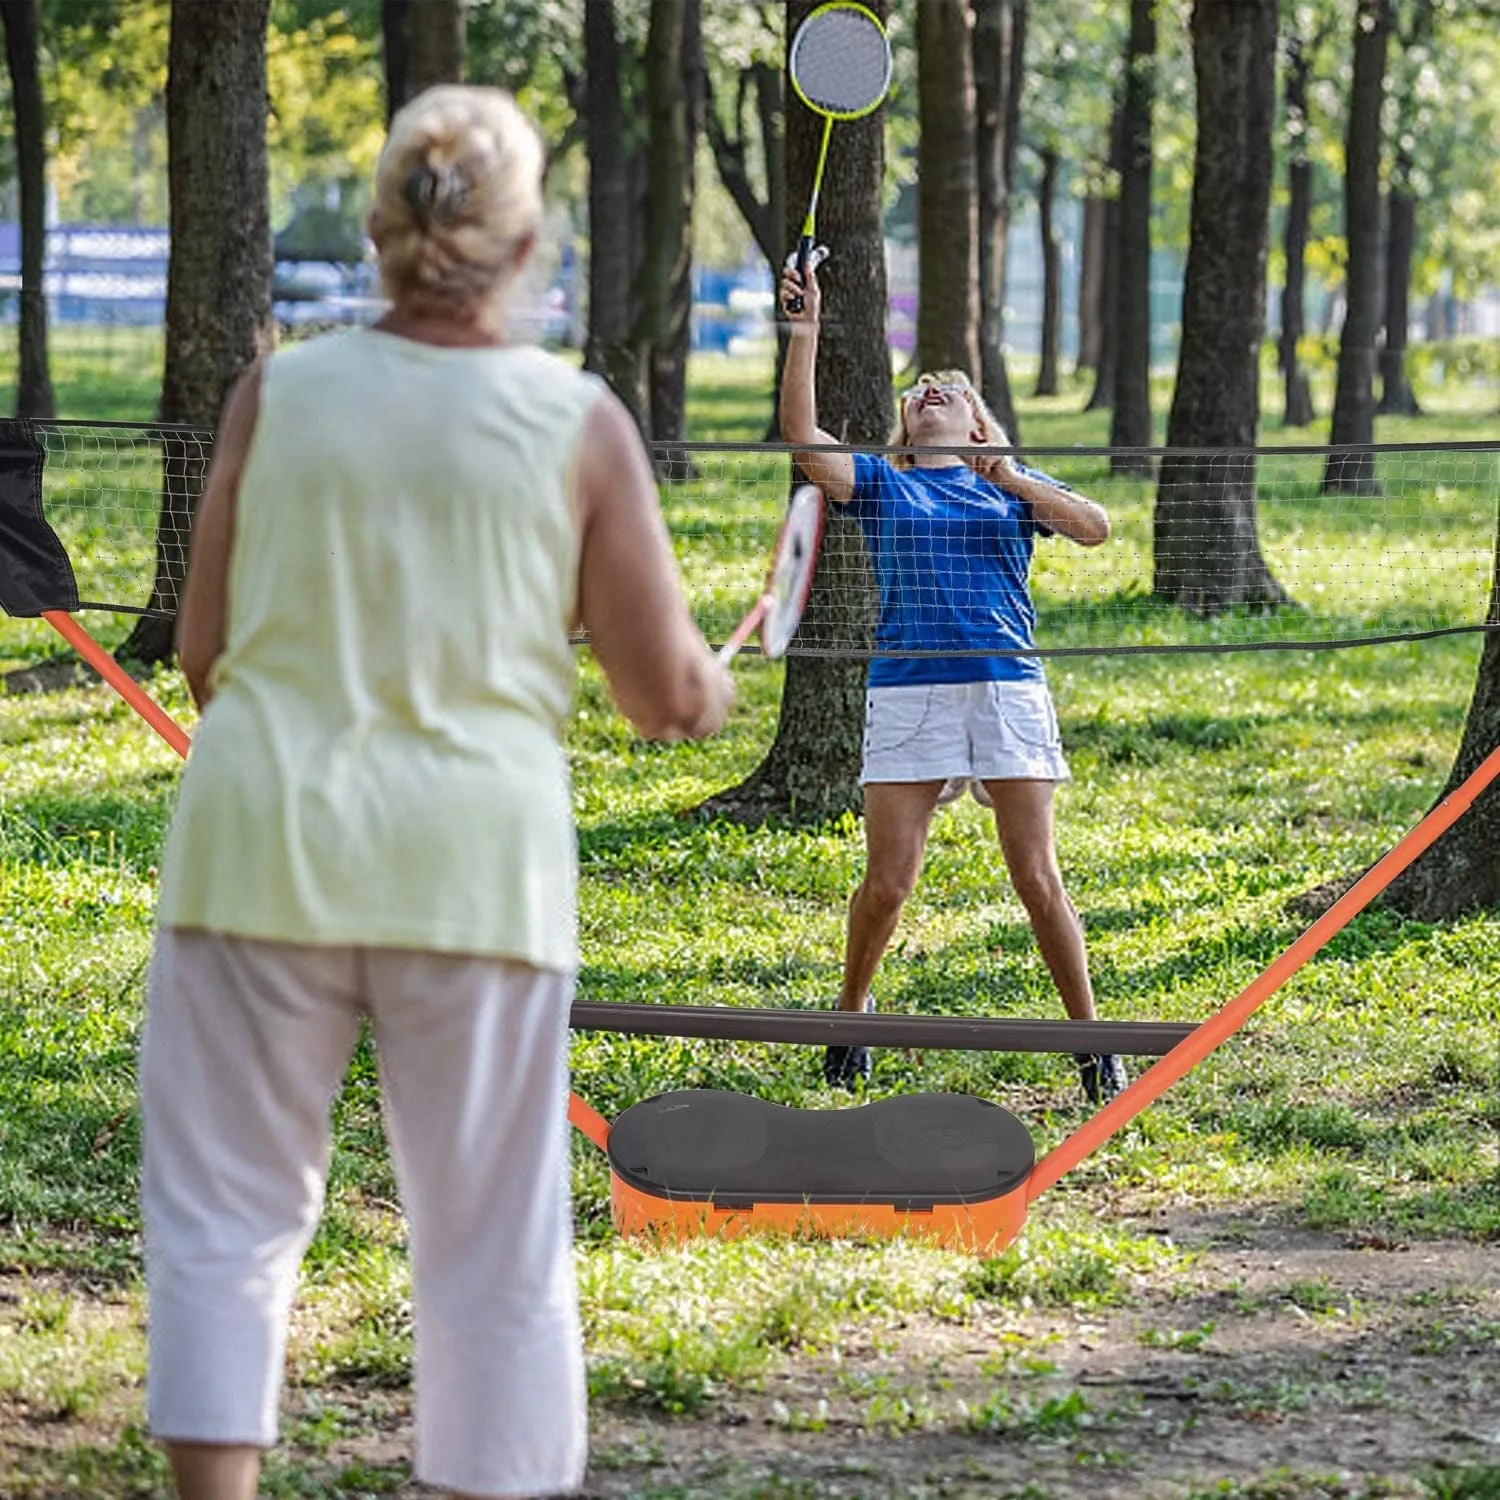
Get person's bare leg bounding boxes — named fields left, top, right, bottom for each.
left=838, top=781, right=946, bottom=1011
left=982, top=780, right=1096, bottom=1020
left=165, top=1443, right=260, bottom=1500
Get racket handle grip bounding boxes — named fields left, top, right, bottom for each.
left=786, top=235, right=815, bottom=314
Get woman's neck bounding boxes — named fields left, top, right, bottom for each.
left=374, top=297, right=513, bottom=348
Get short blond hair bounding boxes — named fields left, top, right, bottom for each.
left=888, top=369, right=1011, bottom=470
left=367, top=85, right=544, bottom=313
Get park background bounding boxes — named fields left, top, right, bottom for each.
left=2, top=3, right=1500, bottom=1498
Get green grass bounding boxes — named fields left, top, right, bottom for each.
left=1, top=350, right=1499, bottom=1493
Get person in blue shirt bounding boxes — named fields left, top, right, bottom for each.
left=779, top=260, right=1127, bottom=1107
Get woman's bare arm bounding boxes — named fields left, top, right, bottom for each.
left=980, top=456, right=1111, bottom=546
left=176, top=362, right=264, bottom=710
left=575, top=391, right=734, bottom=740
left=777, top=265, right=855, bottom=504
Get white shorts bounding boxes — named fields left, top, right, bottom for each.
left=861, top=679, right=1070, bottom=806
left=140, top=929, right=586, bottom=1498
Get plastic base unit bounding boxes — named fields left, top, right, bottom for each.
left=605, top=1089, right=1035, bottom=1253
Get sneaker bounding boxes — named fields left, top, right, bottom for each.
left=1075, top=1053, right=1128, bottom=1106
left=823, top=1043, right=873, bottom=1090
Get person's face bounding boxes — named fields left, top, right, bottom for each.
left=901, top=380, right=985, bottom=447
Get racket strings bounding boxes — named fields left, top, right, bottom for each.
left=790, top=11, right=891, bottom=115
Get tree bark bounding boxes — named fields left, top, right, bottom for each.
left=1033, top=146, right=1061, bottom=398
left=701, top=0, right=890, bottom=826
left=972, top=0, right=1025, bottom=439
left=583, top=0, right=646, bottom=426
left=380, top=0, right=411, bottom=123
left=916, top=0, right=980, bottom=378
left=650, top=0, right=705, bottom=470
left=1376, top=0, right=1432, bottom=419
left=119, top=0, right=273, bottom=666
left=1109, top=0, right=1156, bottom=474
left=1154, top=0, right=1287, bottom=616
left=1279, top=24, right=1316, bottom=428
left=1380, top=525, right=1500, bottom=919
left=408, top=0, right=466, bottom=94
left=1323, top=0, right=1389, bottom=496
left=1076, top=194, right=1106, bottom=375
left=1377, top=188, right=1421, bottom=415
left=622, top=0, right=690, bottom=446
left=705, top=55, right=788, bottom=438
left=1085, top=104, right=1126, bottom=412
left=1, top=0, right=55, bottom=419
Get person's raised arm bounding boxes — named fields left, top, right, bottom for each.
left=777, top=264, right=855, bottom=504
left=574, top=390, right=734, bottom=741
left=176, top=360, right=264, bottom=710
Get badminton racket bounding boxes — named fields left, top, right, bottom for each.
left=718, top=484, right=825, bottom=665
left=785, top=1, right=893, bottom=313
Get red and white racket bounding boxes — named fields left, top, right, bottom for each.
left=718, top=484, right=825, bottom=665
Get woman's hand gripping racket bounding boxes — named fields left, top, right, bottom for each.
left=718, top=485, right=825, bottom=665
left=784, top=1, right=892, bottom=313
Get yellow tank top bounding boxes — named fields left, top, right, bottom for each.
left=157, top=329, right=603, bottom=969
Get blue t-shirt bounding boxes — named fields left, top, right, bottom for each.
left=847, top=454, right=1057, bottom=687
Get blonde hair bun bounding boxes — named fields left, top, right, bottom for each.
left=369, top=85, right=545, bottom=311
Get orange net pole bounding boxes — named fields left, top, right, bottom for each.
left=1027, top=741, right=1500, bottom=1204
left=43, top=612, right=191, bottom=760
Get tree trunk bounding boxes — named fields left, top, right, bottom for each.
left=1033, top=146, right=1061, bottom=398
left=650, top=0, right=704, bottom=471
left=1076, top=194, right=1106, bottom=375
left=1323, top=0, right=1389, bottom=496
left=972, top=0, right=1025, bottom=439
left=1381, top=526, right=1500, bottom=919
left=1279, top=26, right=1316, bottom=428
left=1154, top=0, right=1287, bottom=616
left=622, top=0, right=691, bottom=448
left=408, top=0, right=465, bottom=94
left=1377, top=188, right=1421, bottom=415
left=706, top=56, right=788, bottom=438
left=380, top=0, right=411, bottom=123
left=119, top=0, right=273, bottom=666
left=1085, top=104, right=1126, bottom=412
left=584, top=0, right=646, bottom=426
left=1, top=0, right=55, bottom=419
left=916, top=0, right=980, bottom=378
left=701, top=0, right=890, bottom=827
left=1109, top=0, right=1156, bottom=473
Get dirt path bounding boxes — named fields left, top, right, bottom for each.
left=4, top=1212, right=1499, bottom=1498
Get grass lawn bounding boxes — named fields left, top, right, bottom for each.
left=1, top=350, right=1498, bottom=1497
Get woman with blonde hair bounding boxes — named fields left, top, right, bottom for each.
left=778, top=261, right=1124, bottom=1106
left=141, top=85, right=732, bottom=1500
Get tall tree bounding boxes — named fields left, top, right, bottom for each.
left=583, top=0, right=645, bottom=421
left=1323, top=0, right=1390, bottom=496
left=704, top=0, right=891, bottom=825
left=381, top=0, right=465, bottom=119
left=1377, top=0, right=1435, bottom=417
left=1154, top=0, right=1287, bottom=615
left=1075, top=195, right=1106, bottom=376
left=1380, top=522, right=1500, bottom=919
left=972, top=0, right=1025, bottom=438
left=1109, top=0, right=1157, bottom=473
left=1033, top=145, right=1062, bottom=397
left=624, top=0, right=690, bottom=443
left=703, top=6, right=787, bottom=432
left=1, top=0, right=55, bottom=418
left=915, top=0, right=980, bottom=377
left=1084, top=103, right=1126, bottom=412
left=380, top=0, right=410, bottom=123
left=649, top=0, right=705, bottom=467
left=1278, top=11, right=1323, bottom=429
left=119, top=0, right=273, bottom=666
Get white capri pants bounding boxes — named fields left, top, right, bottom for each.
left=140, top=928, right=586, bottom=1498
